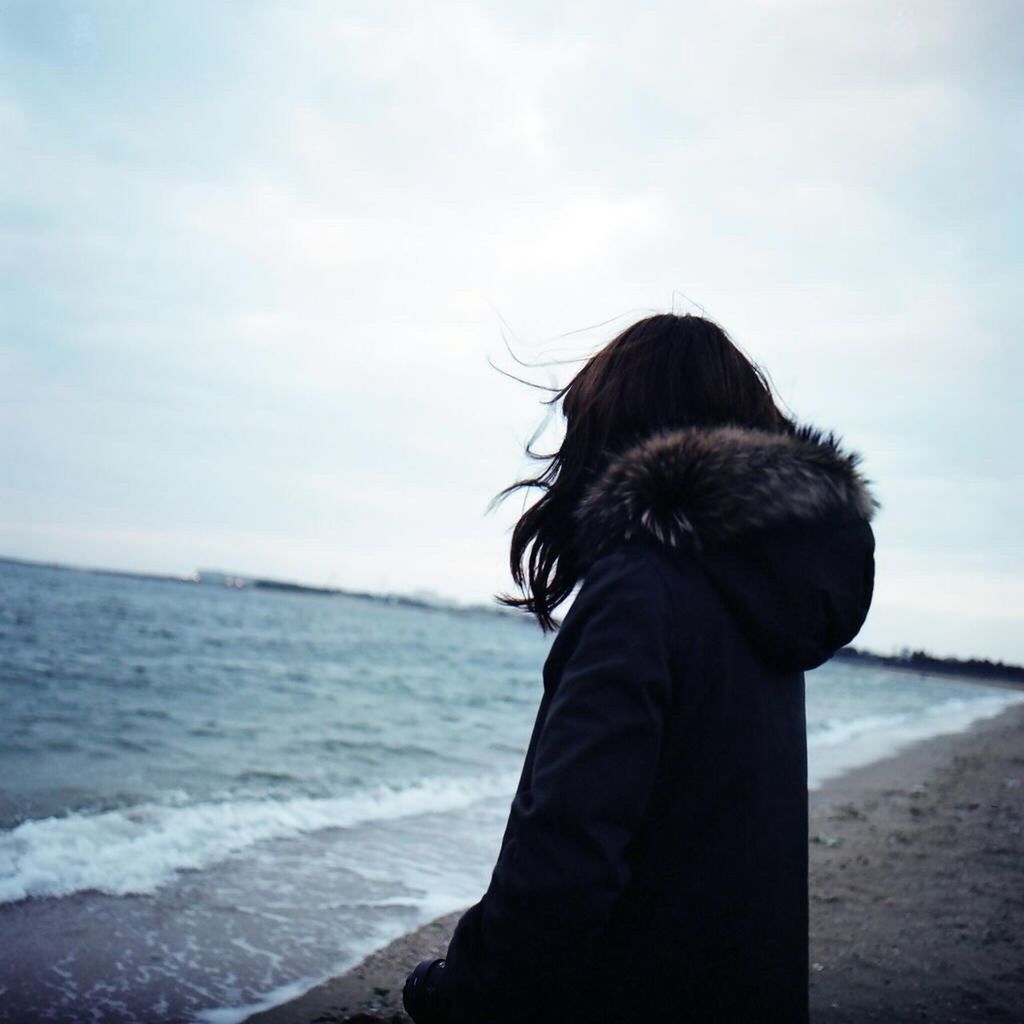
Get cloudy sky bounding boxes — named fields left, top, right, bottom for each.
left=1, top=1, right=1021, bottom=661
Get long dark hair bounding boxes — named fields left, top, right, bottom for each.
left=491, top=313, right=793, bottom=631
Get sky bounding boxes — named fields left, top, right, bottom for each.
left=1, top=0, right=1021, bottom=662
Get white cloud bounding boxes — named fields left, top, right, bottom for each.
left=1, top=0, right=1021, bottom=660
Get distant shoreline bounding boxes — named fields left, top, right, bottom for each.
left=0, top=553, right=524, bottom=622
left=4, top=552, right=1022, bottom=680
left=832, top=645, right=1024, bottom=688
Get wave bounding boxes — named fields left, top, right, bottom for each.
left=193, top=973, right=328, bottom=1024
left=808, top=690, right=1024, bottom=788
left=0, top=772, right=518, bottom=905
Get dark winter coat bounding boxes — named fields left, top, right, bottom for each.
left=438, top=423, right=877, bottom=1023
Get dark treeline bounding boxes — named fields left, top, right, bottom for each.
left=835, top=645, right=1024, bottom=684
left=249, top=577, right=522, bottom=621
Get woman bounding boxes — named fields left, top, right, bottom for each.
left=403, top=313, right=877, bottom=1023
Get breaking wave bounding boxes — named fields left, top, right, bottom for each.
left=0, top=772, right=517, bottom=904
left=807, top=690, right=1024, bottom=788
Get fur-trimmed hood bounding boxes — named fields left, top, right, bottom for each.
left=574, top=423, right=877, bottom=566
left=573, top=423, right=878, bottom=671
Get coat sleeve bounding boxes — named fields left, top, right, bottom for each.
left=439, top=546, right=678, bottom=1023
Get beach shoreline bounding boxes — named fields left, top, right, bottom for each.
left=244, top=698, right=1024, bottom=1024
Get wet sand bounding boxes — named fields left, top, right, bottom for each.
left=247, top=701, right=1024, bottom=1024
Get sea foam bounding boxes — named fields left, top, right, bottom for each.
left=807, top=689, right=1024, bottom=788
left=0, top=772, right=517, bottom=904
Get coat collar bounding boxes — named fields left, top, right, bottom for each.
left=573, top=423, right=878, bottom=565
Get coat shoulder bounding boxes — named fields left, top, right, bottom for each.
left=567, top=536, right=679, bottom=625
left=580, top=533, right=727, bottom=618
left=561, top=534, right=729, bottom=662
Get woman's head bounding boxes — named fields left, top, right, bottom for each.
left=494, top=313, right=792, bottom=630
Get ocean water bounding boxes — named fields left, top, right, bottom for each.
left=1, top=559, right=1020, bottom=1023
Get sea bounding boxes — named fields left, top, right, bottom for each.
left=1, top=558, right=1021, bottom=1023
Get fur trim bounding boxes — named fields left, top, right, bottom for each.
left=574, top=424, right=878, bottom=564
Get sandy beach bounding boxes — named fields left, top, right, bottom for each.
left=246, top=699, right=1024, bottom=1024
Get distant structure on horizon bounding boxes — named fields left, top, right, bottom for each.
left=196, top=570, right=250, bottom=589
